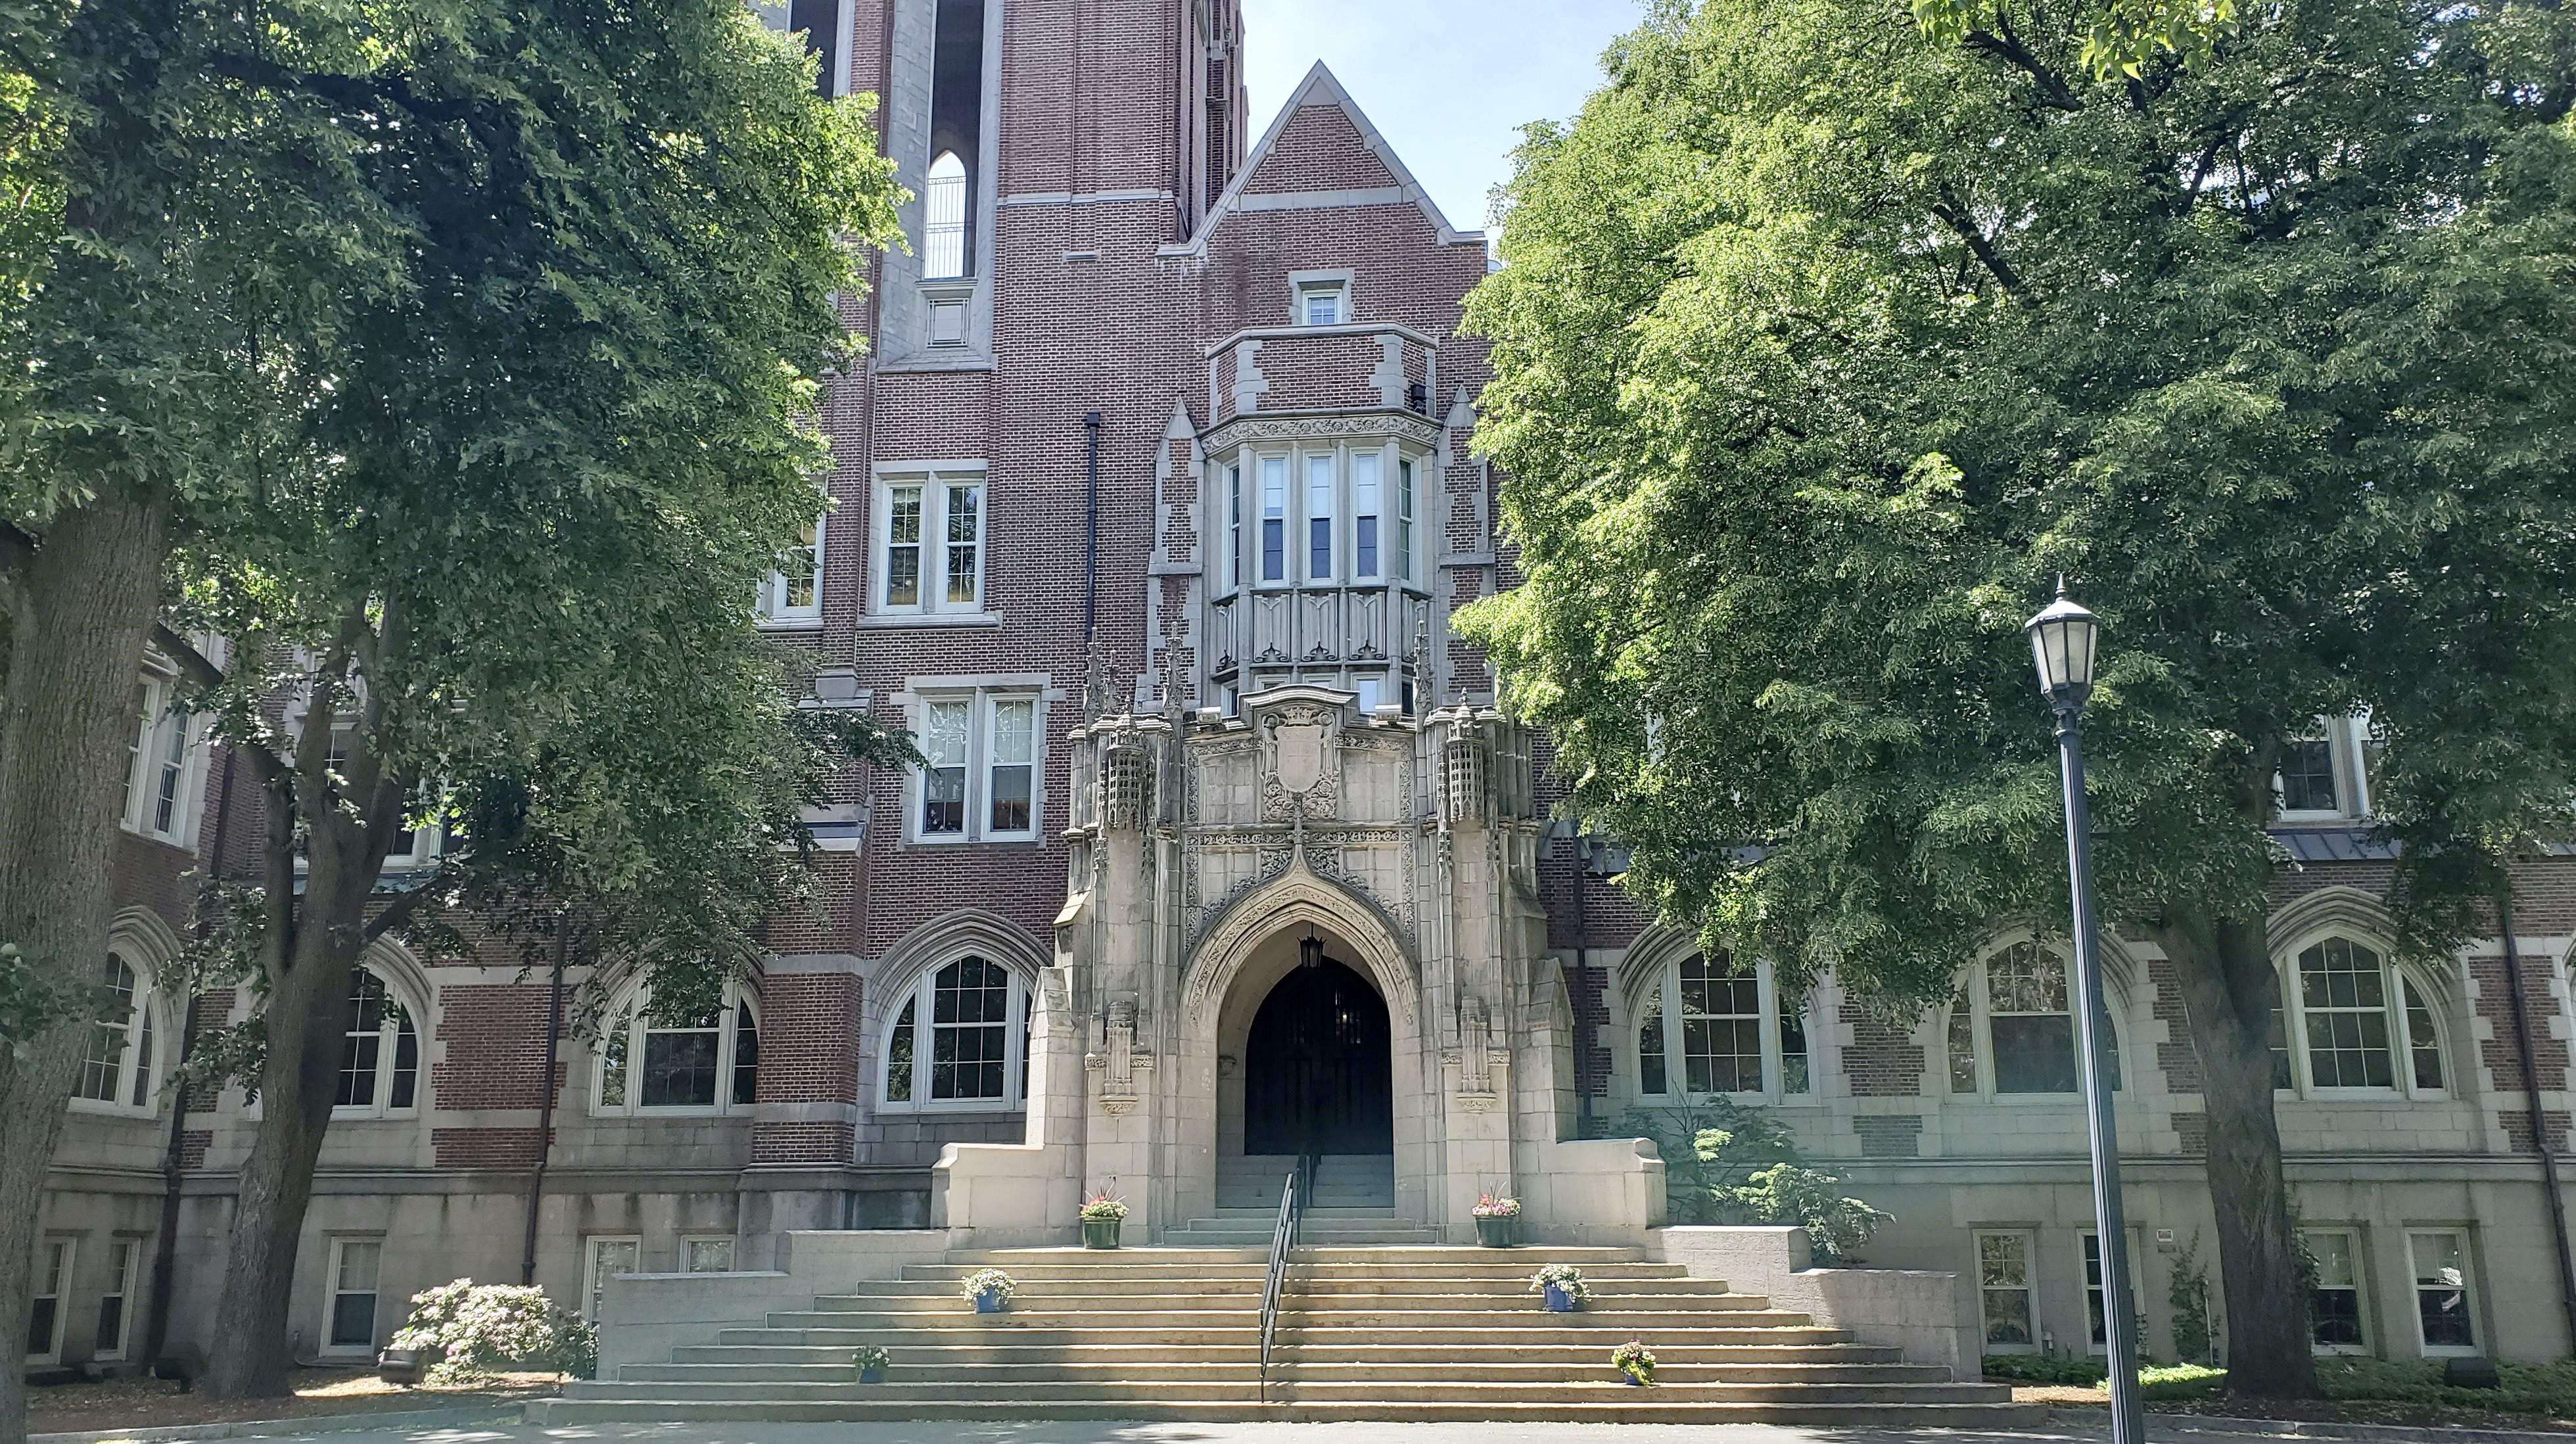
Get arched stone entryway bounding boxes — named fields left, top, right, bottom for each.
left=1241, top=956, right=1393, bottom=1156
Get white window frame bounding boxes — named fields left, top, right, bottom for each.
left=1255, top=453, right=1290, bottom=586
left=1396, top=454, right=1418, bottom=584
left=71, top=948, right=162, bottom=1117
left=95, top=1236, right=141, bottom=1361
left=333, top=967, right=423, bottom=1120
left=592, top=983, right=761, bottom=1118
left=1305, top=450, right=1337, bottom=582
left=1224, top=463, right=1243, bottom=594
left=1943, top=937, right=2122, bottom=1099
left=584, top=1235, right=642, bottom=1322
left=2274, top=713, right=2373, bottom=822
left=2406, top=1227, right=2479, bottom=1357
left=756, top=505, right=828, bottom=628
left=682, top=1236, right=739, bottom=1273
left=872, top=467, right=987, bottom=616
left=902, top=687, right=1044, bottom=845
left=875, top=956, right=1030, bottom=1113
left=122, top=675, right=204, bottom=846
left=2270, top=931, right=2448, bottom=1100
left=1289, top=270, right=1353, bottom=327
left=2079, top=1229, right=2143, bottom=1356
left=27, top=1236, right=73, bottom=1363
left=1630, top=954, right=1810, bottom=1104
left=2303, top=1226, right=2371, bottom=1355
left=1973, top=1228, right=2040, bottom=1355
left=922, top=150, right=969, bottom=281
left=320, top=1236, right=384, bottom=1357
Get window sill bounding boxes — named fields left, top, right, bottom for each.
left=862, top=613, right=1002, bottom=629
left=901, top=835, right=1041, bottom=849
left=758, top=618, right=826, bottom=633
left=874, top=1102, right=1029, bottom=1117
left=66, top=1100, right=156, bottom=1120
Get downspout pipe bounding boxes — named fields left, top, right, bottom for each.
left=2499, top=884, right=2576, bottom=1353
left=145, top=743, right=236, bottom=1368
left=519, top=912, right=573, bottom=1286
left=1085, top=411, right=1102, bottom=645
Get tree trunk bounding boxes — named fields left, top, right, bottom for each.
left=2155, top=907, right=2319, bottom=1397
left=0, top=494, right=173, bottom=1444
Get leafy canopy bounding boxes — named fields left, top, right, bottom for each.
left=1463, top=0, right=2576, bottom=1010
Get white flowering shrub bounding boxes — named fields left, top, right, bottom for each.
left=390, top=1279, right=597, bottom=1382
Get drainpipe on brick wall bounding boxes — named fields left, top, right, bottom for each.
left=2499, top=883, right=2576, bottom=1353
left=1573, top=837, right=1592, bottom=1130
left=519, top=912, right=573, bottom=1286
left=143, top=743, right=237, bottom=1366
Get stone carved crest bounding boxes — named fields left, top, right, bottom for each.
left=1259, top=703, right=1341, bottom=822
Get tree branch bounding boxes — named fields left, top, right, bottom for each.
left=1961, top=28, right=2086, bottom=111
left=361, top=881, right=430, bottom=944
left=153, top=624, right=295, bottom=787
left=1932, top=191, right=2026, bottom=296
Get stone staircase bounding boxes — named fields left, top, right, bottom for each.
left=534, top=1244, right=2040, bottom=1424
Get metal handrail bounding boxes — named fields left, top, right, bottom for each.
left=1257, top=1153, right=1315, bottom=1400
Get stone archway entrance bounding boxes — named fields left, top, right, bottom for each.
left=1241, top=957, right=1393, bottom=1155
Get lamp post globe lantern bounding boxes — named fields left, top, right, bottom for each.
left=2026, top=578, right=2101, bottom=705
left=2022, top=578, right=2145, bottom=1444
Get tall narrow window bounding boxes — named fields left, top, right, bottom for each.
left=1353, top=452, right=1380, bottom=578
left=987, top=698, right=1034, bottom=835
left=925, top=0, right=985, bottom=278
left=335, top=969, right=417, bottom=1115
left=923, top=152, right=968, bottom=280
left=1975, top=1231, right=2036, bottom=1351
left=2410, top=1230, right=2477, bottom=1352
left=77, top=952, right=155, bottom=1109
left=945, top=482, right=982, bottom=605
left=885, top=998, right=916, bottom=1102
left=2301, top=937, right=2395, bottom=1088
left=28, top=1239, right=70, bottom=1362
left=151, top=709, right=191, bottom=833
left=1260, top=459, right=1286, bottom=581
left=325, top=1238, right=383, bottom=1352
left=1947, top=987, right=1979, bottom=1093
left=1397, top=457, right=1417, bottom=582
left=124, top=681, right=197, bottom=843
left=2082, top=1232, right=2140, bottom=1352
left=2402, top=976, right=2444, bottom=1091
left=1679, top=954, right=1763, bottom=1094
left=885, top=485, right=924, bottom=608
left=731, top=1001, right=759, bottom=1107
left=1637, top=983, right=1668, bottom=1096
left=1307, top=454, right=1334, bottom=579
left=1779, top=990, right=1810, bottom=1094
left=584, top=1236, right=640, bottom=1321
left=1227, top=465, right=1243, bottom=588
left=1987, top=943, right=2078, bottom=1094
left=2306, top=1229, right=2366, bottom=1351
left=922, top=700, right=969, bottom=835
left=96, top=1238, right=138, bottom=1359
left=786, top=0, right=843, bottom=95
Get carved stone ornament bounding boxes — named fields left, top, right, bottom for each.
left=1089, top=998, right=1152, bottom=1117
left=1259, top=703, right=1341, bottom=822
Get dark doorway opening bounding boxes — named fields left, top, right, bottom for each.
left=1242, top=957, right=1393, bottom=1155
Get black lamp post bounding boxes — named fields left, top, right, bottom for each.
left=2025, top=580, right=2144, bottom=1444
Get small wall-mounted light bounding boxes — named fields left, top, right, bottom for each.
left=1300, top=926, right=1326, bottom=971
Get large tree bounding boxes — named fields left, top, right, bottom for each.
left=153, top=0, right=899, bottom=1397
left=1462, top=0, right=2576, bottom=1395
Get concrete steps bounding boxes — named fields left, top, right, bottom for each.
left=538, top=1242, right=2041, bottom=1426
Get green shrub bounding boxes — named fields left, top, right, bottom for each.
left=1981, top=1353, right=2108, bottom=1385
left=1622, top=1103, right=1889, bottom=1263
left=2122, top=1363, right=2226, bottom=1400
left=390, top=1280, right=595, bottom=1382
left=2318, top=1358, right=2576, bottom=1418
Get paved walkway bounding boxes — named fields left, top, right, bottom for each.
left=87, top=1419, right=2539, bottom=1444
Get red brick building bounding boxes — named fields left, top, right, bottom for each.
left=32, top=0, right=2576, bottom=1381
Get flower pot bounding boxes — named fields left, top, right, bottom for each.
left=1623, top=1372, right=1647, bottom=1386
left=973, top=1290, right=1007, bottom=1314
left=1543, top=1283, right=1577, bottom=1313
left=858, top=1366, right=885, bottom=1384
left=1475, top=1215, right=1517, bottom=1247
left=1083, top=1217, right=1122, bottom=1249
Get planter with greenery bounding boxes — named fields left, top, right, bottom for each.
left=1613, top=1340, right=1657, bottom=1387
left=1472, top=1194, right=1521, bottom=1247
left=853, top=1345, right=890, bottom=1384
left=1530, top=1263, right=1590, bottom=1313
left=1080, top=1195, right=1129, bottom=1249
left=961, top=1269, right=1015, bottom=1315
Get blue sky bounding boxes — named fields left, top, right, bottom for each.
left=1238, top=0, right=1639, bottom=235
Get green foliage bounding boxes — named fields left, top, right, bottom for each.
left=2166, top=1234, right=2216, bottom=1366
left=1911, top=0, right=2237, bottom=79
left=2120, top=1362, right=2228, bottom=1399
left=2318, top=1359, right=2576, bottom=1418
left=1621, top=1102, right=1889, bottom=1261
left=1982, top=1353, right=2109, bottom=1384
left=1530, top=1263, right=1593, bottom=1300
left=1463, top=0, right=2576, bottom=1027
left=390, top=1279, right=594, bottom=1382
left=0, top=941, right=112, bottom=1062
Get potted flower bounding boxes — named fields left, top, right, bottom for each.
left=1080, top=1194, right=1129, bottom=1249
left=1612, top=1339, right=1657, bottom=1387
left=961, top=1268, right=1015, bottom=1314
left=1529, top=1263, right=1589, bottom=1313
left=853, top=1345, right=890, bottom=1384
left=1472, top=1193, right=1520, bottom=1247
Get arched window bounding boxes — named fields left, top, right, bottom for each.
left=335, top=969, right=420, bottom=1117
left=923, top=152, right=968, bottom=280
left=2269, top=936, right=2447, bottom=1096
left=880, top=956, right=1027, bottom=1110
left=1945, top=941, right=2122, bottom=1096
left=73, top=951, right=158, bottom=1113
left=1633, top=953, right=1810, bottom=1101
left=595, top=985, right=759, bottom=1116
